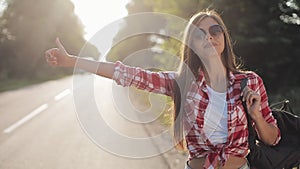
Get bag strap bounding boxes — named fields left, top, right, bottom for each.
left=270, top=99, right=295, bottom=114
left=240, top=78, right=257, bottom=148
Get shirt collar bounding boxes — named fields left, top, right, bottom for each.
left=228, top=71, right=236, bottom=86
left=197, top=69, right=236, bottom=87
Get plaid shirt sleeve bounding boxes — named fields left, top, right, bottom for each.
left=247, top=72, right=281, bottom=145
left=112, top=61, right=176, bottom=96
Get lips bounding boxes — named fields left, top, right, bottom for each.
left=204, top=42, right=218, bottom=48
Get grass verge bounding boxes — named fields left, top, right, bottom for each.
left=0, top=75, right=67, bottom=93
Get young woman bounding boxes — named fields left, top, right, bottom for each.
left=45, top=9, right=280, bottom=169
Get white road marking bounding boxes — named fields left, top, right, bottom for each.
left=3, top=89, right=70, bottom=134
left=54, top=89, right=71, bottom=101
left=3, top=104, right=49, bottom=134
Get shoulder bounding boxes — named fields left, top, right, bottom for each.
left=245, top=71, right=264, bottom=85
left=233, top=71, right=263, bottom=81
left=232, top=71, right=265, bottom=90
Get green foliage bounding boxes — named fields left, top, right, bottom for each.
left=119, top=0, right=300, bottom=92
left=106, top=0, right=164, bottom=63
left=0, top=0, right=99, bottom=84
left=113, top=0, right=300, bottom=114
left=145, top=0, right=210, bottom=18
left=209, top=1, right=300, bottom=92
left=107, top=34, right=155, bottom=62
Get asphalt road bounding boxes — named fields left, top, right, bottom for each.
left=0, top=74, right=187, bottom=169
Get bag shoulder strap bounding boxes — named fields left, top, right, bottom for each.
left=240, top=78, right=257, bottom=147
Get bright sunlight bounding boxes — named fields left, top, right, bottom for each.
left=70, top=0, right=129, bottom=40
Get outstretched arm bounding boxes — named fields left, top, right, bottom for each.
left=45, top=38, right=114, bottom=79
left=45, top=38, right=176, bottom=96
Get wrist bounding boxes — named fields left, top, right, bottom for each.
left=68, top=55, right=78, bottom=67
left=252, top=112, right=264, bottom=123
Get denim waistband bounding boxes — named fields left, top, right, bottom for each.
left=184, top=160, right=250, bottom=169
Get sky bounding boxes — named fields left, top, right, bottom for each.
left=70, top=0, right=130, bottom=40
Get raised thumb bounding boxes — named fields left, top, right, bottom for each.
left=55, top=37, right=66, bottom=53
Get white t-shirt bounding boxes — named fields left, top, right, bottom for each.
left=203, top=86, right=228, bottom=145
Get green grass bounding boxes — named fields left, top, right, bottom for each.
left=2, top=74, right=299, bottom=118
left=0, top=75, right=67, bottom=93
left=128, top=87, right=174, bottom=126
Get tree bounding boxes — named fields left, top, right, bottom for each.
left=0, top=0, right=99, bottom=80
left=210, top=0, right=300, bottom=91
left=106, top=0, right=165, bottom=63
left=119, top=0, right=300, bottom=91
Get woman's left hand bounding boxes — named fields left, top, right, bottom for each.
left=241, top=87, right=263, bottom=121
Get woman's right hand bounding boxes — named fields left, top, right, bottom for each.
left=45, top=37, right=76, bottom=67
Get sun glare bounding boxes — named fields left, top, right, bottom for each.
left=70, top=0, right=129, bottom=40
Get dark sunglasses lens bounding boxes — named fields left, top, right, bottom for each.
left=209, top=25, right=223, bottom=36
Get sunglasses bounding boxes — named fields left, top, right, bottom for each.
left=193, top=24, right=224, bottom=40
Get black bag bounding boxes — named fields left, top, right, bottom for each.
left=240, top=78, right=300, bottom=169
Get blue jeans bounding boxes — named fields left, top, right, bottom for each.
left=184, top=160, right=250, bottom=169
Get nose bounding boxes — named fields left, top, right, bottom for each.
left=205, top=33, right=213, bottom=40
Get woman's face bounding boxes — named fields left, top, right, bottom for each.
left=192, top=17, right=225, bottom=59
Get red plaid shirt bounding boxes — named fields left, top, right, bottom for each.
left=113, top=61, right=281, bottom=169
